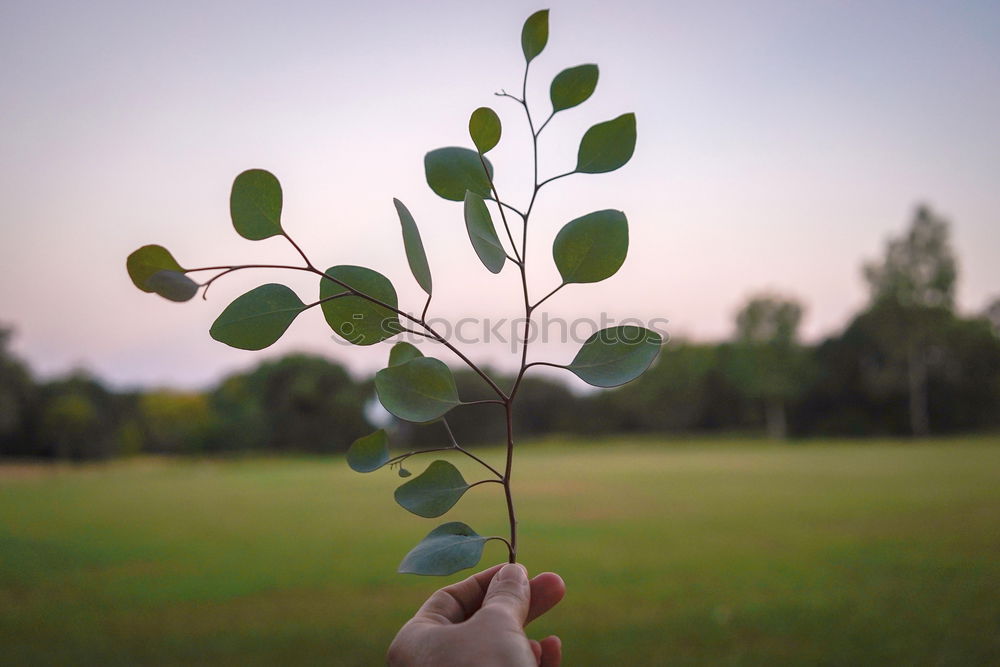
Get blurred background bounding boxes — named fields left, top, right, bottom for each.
left=2, top=0, right=998, bottom=664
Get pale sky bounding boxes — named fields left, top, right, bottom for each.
left=1, top=0, right=998, bottom=389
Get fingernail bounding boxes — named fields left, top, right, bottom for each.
left=496, top=563, right=527, bottom=583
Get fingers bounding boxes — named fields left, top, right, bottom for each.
left=414, top=563, right=504, bottom=624
left=479, top=563, right=531, bottom=625
left=529, top=639, right=542, bottom=664
left=526, top=572, right=566, bottom=625
left=529, top=635, right=562, bottom=666
left=539, top=635, right=562, bottom=667
left=412, top=563, right=566, bottom=628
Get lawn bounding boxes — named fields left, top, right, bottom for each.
left=2, top=437, right=998, bottom=665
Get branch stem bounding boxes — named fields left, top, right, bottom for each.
left=468, top=479, right=504, bottom=489
left=530, top=282, right=566, bottom=312
left=479, top=153, right=522, bottom=265
left=443, top=419, right=503, bottom=479
left=486, top=535, right=515, bottom=560
left=188, top=254, right=508, bottom=400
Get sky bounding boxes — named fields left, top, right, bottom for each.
left=1, top=0, right=998, bottom=389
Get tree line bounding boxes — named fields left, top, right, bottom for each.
left=2, top=205, right=998, bottom=460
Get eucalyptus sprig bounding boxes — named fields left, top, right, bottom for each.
left=126, top=9, right=662, bottom=576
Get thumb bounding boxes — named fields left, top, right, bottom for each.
left=479, top=563, right=531, bottom=625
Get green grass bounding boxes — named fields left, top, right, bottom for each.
left=2, top=436, right=999, bottom=665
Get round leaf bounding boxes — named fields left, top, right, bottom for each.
left=210, top=284, right=306, bottom=350
left=576, top=113, right=637, bottom=174
left=565, top=326, right=662, bottom=387
left=425, top=148, right=494, bottom=202
left=464, top=192, right=506, bottom=274
left=398, top=521, right=488, bottom=576
left=521, top=9, right=549, bottom=64
left=146, top=270, right=198, bottom=303
left=230, top=169, right=283, bottom=240
left=127, top=245, right=185, bottom=292
left=347, top=430, right=390, bottom=473
left=398, top=468, right=412, bottom=478
left=550, top=64, right=599, bottom=112
left=469, top=107, right=501, bottom=153
left=394, top=198, right=433, bottom=295
left=320, top=266, right=402, bottom=346
left=553, top=209, right=628, bottom=284
left=389, top=342, right=424, bottom=367
left=394, top=460, right=470, bottom=518
left=375, top=357, right=460, bottom=423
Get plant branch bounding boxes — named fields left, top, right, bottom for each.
left=188, top=248, right=509, bottom=401
left=442, top=419, right=504, bottom=479
left=538, top=170, right=576, bottom=189
left=385, top=446, right=460, bottom=467
left=495, top=90, right=523, bottom=104
left=522, top=361, right=564, bottom=372
left=494, top=59, right=546, bottom=564
left=535, top=111, right=555, bottom=138
left=399, top=327, right=433, bottom=339
left=420, top=293, right=432, bottom=322
left=479, top=153, right=522, bottom=265
left=304, top=293, right=351, bottom=309
left=383, top=427, right=503, bottom=480
left=282, top=231, right=314, bottom=269
left=468, top=479, right=504, bottom=489
left=189, top=263, right=316, bottom=300
left=530, top=282, right=566, bottom=312
left=493, top=199, right=527, bottom=220
left=502, top=402, right=517, bottom=563
left=486, top=535, right=515, bottom=560
left=461, top=399, right=506, bottom=407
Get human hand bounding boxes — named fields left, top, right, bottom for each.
left=387, top=563, right=566, bottom=666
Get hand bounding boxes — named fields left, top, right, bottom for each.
left=388, top=563, right=566, bottom=666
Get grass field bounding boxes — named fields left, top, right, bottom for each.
left=2, top=436, right=999, bottom=665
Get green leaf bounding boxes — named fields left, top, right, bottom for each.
left=550, top=64, right=599, bottom=112
left=320, top=266, right=402, bottom=346
left=576, top=113, right=637, bottom=174
left=347, top=430, right=390, bottom=473
left=230, top=169, right=283, bottom=240
left=398, top=468, right=412, bottom=478
left=565, top=326, right=662, bottom=387
left=394, top=198, right=433, bottom=295
left=375, top=357, right=460, bottom=423
left=394, top=460, right=471, bottom=518
left=521, top=9, right=549, bottom=64
left=425, top=147, right=494, bottom=202
left=469, top=107, right=501, bottom=153
left=389, top=342, right=424, bottom=367
left=210, top=284, right=306, bottom=350
left=552, top=209, right=628, bottom=284
left=398, top=521, right=489, bottom=576
left=464, top=192, right=506, bottom=274
left=145, top=270, right=199, bottom=303
left=127, top=245, right=184, bottom=292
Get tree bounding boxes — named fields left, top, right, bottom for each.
left=34, top=373, right=123, bottom=460
left=138, top=390, right=217, bottom=454
left=984, top=297, right=1000, bottom=337
left=0, top=327, right=35, bottom=456
left=209, top=354, right=371, bottom=453
left=729, top=293, right=807, bottom=439
left=862, top=204, right=958, bottom=436
left=863, top=205, right=957, bottom=309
